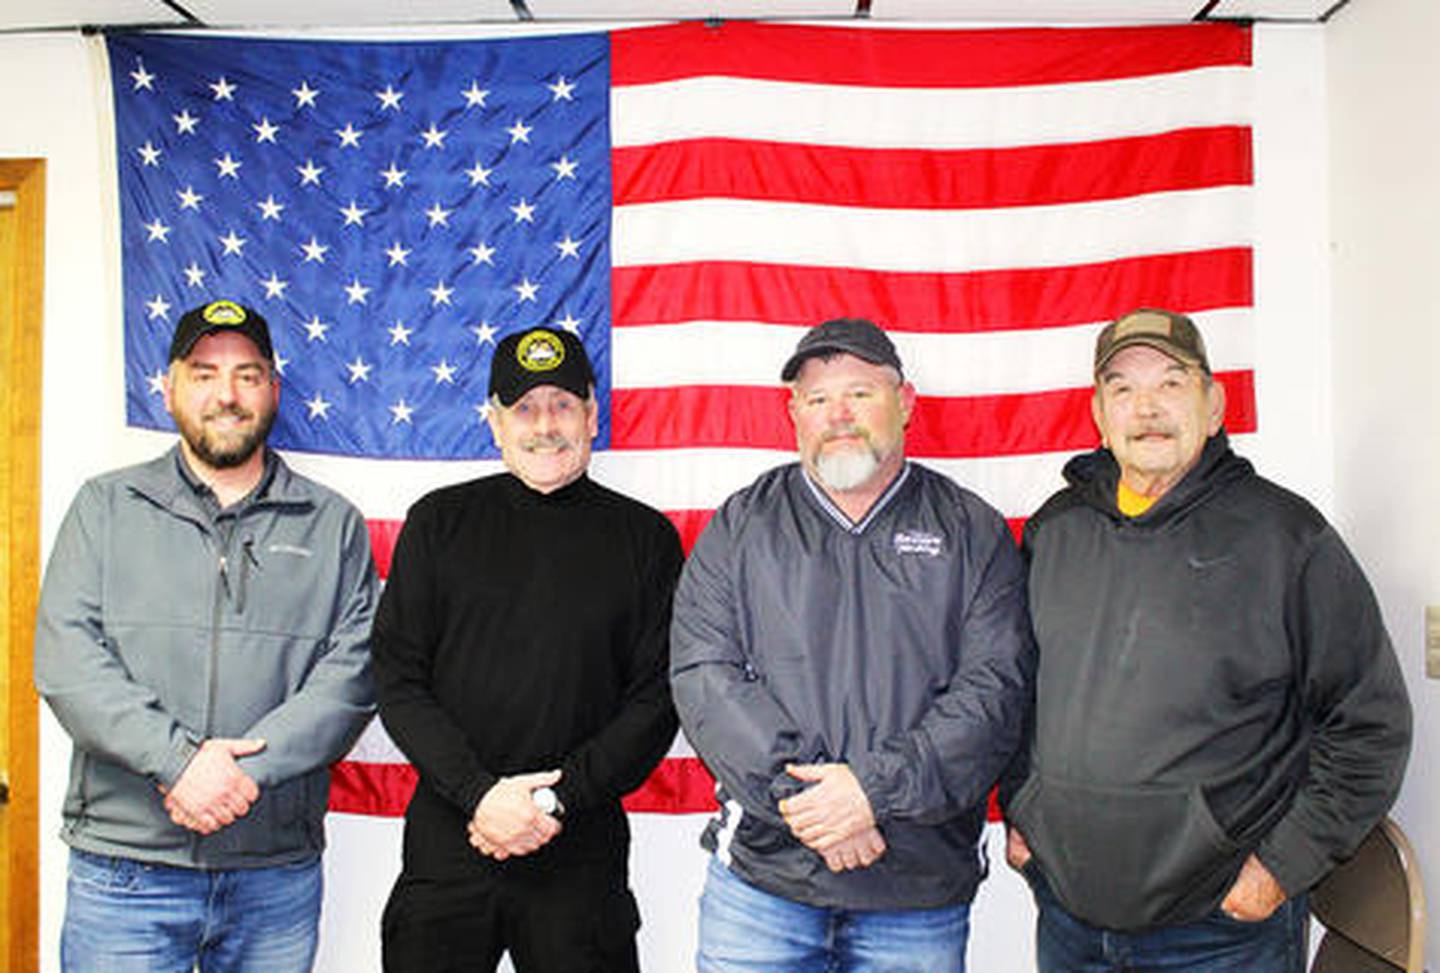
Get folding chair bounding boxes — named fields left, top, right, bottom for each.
left=1310, top=817, right=1426, bottom=973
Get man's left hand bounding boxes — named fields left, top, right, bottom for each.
left=779, top=763, right=876, bottom=852
left=1220, top=854, right=1287, bottom=922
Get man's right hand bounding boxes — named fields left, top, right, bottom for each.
left=468, top=770, right=563, bottom=861
left=1005, top=826, right=1033, bottom=871
left=819, top=826, right=887, bottom=873
left=163, top=738, right=264, bottom=834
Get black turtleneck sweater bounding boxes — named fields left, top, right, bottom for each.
left=373, top=472, right=684, bottom=879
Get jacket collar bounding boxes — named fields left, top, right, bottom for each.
left=123, top=444, right=315, bottom=521
left=1063, top=431, right=1252, bottom=526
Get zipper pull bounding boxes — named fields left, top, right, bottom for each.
left=218, top=554, right=232, bottom=604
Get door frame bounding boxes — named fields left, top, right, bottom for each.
left=0, top=157, right=45, bottom=973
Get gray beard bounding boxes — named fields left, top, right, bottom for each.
left=813, top=448, right=880, bottom=492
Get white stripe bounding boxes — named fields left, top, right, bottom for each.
left=612, top=308, right=1255, bottom=397
left=292, top=436, right=1253, bottom=525
left=612, top=67, right=1251, bottom=150
left=613, top=187, right=1252, bottom=273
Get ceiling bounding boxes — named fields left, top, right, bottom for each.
left=2, top=0, right=1353, bottom=34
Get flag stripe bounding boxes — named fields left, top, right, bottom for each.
left=610, top=307, right=1254, bottom=397
left=613, top=127, right=1252, bottom=210
left=613, top=188, right=1250, bottom=274
left=610, top=22, right=1250, bottom=89
left=612, top=249, right=1253, bottom=333
left=610, top=370, right=1256, bottom=456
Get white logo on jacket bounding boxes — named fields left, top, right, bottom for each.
left=892, top=529, right=943, bottom=557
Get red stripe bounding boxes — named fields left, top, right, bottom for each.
left=612, top=249, right=1253, bottom=333
left=366, top=519, right=402, bottom=580
left=328, top=757, right=719, bottom=817
left=611, top=370, right=1256, bottom=457
left=611, top=22, right=1249, bottom=89
left=613, top=128, right=1251, bottom=210
left=665, top=509, right=716, bottom=557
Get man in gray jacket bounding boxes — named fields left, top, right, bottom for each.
left=35, top=299, right=378, bottom=973
left=671, top=318, right=1035, bottom=973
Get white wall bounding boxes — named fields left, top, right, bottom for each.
left=1326, top=1, right=1440, bottom=969
left=0, top=22, right=1344, bottom=973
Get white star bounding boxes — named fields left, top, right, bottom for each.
left=506, top=118, right=532, bottom=144
left=256, top=195, right=285, bottom=221
left=303, top=315, right=330, bottom=342
left=172, top=109, right=199, bottom=135
left=305, top=392, right=332, bottom=419
left=550, top=155, right=578, bottom=180
left=209, top=76, right=237, bottom=101
left=183, top=262, right=206, bottom=287
left=387, top=320, right=414, bottom=346
left=292, top=81, right=319, bottom=108
left=380, top=163, right=407, bottom=189
left=461, top=81, right=490, bottom=108
left=555, top=234, right=581, bottom=259
left=274, top=352, right=290, bottom=376
left=420, top=123, right=448, bottom=149
left=431, top=359, right=458, bottom=384
left=554, top=311, right=582, bottom=334
left=176, top=185, right=204, bottom=210
left=137, top=141, right=162, bottom=167
left=385, top=241, right=411, bottom=267
left=547, top=76, right=577, bottom=101
left=389, top=400, right=415, bottom=425
left=143, top=218, right=172, bottom=243
left=346, top=357, right=373, bottom=384
left=471, top=321, right=497, bottom=345
left=252, top=117, right=279, bottom=143
left=428, top=280, right=454, bottom=307
left=339, top=200, right=367, bottom=227
left=344, top=277, right=371, bottom=305
left=297, top=159, right=324, bottom=186
left=465, top=162, right=493, bottom=187
left=146, top=369, right=166, bottom=395
left=214, top=153, right=242, bottom=179
left=475, top=401, right=493, bottom=426
left=469, top=241, right=496, bottom=265
left=376, top=85, right=405, bottom=111
left=424, top=202, right=453, bottom=228
left=513, top=277, right=539, bottom=303
left=130, top=61, right=155, bottom=91
left=336, top=123, right=363, bottom=149
left=260, top=272, right=288, bottom=299
left=145, top=294, right=172, bottom=319
left=300, top=237, right=329, bottom=263
left=510, top=198, right=536, bottom=223
left=218, top=230, right=247, bottom=256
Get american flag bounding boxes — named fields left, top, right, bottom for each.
left=107, top=22, right=1255, bottom=821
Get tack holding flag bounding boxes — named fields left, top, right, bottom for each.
left=106, top=22, right=1255, bottom=823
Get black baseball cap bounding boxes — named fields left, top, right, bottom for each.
left=780, top=317, right=904, bottom=382
left=169, top=299, right=274, bottom=363
left=489, top=328, right=595, bottom=406
left=1094, top=308, right=1211, bottom=376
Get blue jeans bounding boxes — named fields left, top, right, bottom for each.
left=62, top=848, right=322, bottom=973
left=1026, top=862, right=1307, bottom=973
left=697, top=857, right=970, bottom=973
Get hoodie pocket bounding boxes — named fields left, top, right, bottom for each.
left=1013, top=774, right=1245, bottom=931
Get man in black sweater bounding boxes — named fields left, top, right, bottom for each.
left=373, top=327, right=684, bottom=973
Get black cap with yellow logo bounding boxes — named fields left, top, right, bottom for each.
left=489, top=327, right=595, bottom=406
left=169, top=299, right=274, bottom=363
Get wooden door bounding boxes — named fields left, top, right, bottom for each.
left=0, top=158, right=45, bottom=973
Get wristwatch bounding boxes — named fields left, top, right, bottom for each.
left=532, top=786, right=565, bottom=817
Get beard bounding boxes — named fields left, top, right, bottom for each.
left=812, top=442, right=882, bottom=492
left=177, top=404, right=277, bottom=469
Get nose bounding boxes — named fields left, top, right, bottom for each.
left=826, top=397, right=854, bottom=426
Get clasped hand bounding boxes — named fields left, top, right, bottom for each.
left=778, top=763, right=885, bottom=873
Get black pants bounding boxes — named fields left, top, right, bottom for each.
left=381, top=864, right=642, bottom=973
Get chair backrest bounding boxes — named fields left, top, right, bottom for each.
left=1310, top=817, right=1426, bottom=973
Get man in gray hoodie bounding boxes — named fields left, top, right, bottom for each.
left=35, top=299, right=378, bottom=973
left=1004, top=308, right=1411, bottom=973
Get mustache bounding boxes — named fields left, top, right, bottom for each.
left=520, top=434, right=574, bottom=451
left=821, top=425, right=870, bottom=444
left=202, top=405, right=255, bottom=422
left=1128, top=425, right=1176, bottom=440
